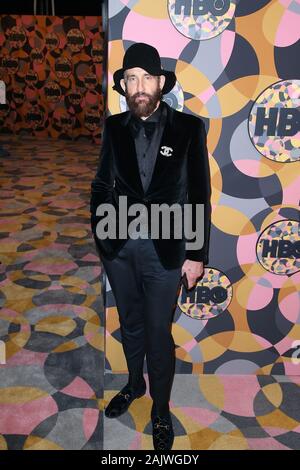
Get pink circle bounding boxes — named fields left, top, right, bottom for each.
left=220, top=30, right=236, bottom=68
left=275, top=9, right=300, bottom=46
left=234, top=160, right=262, bottom=177
left=0, top=395, right=58, bottom=435
left=279, top=291, right=300, bottom=323
left=247, top=282, right=274, bottom=310
left=123, top=11, right=189, bottom=59
left=237, top=232, right=258, bottom=266
left=222, top=376, right=260, bottom=417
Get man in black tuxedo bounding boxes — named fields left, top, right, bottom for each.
left=90, top=43, right=211, bottom=450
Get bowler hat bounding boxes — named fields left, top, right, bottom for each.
left=113, top=43, right=176, bottom=96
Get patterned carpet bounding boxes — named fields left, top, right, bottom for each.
left=1, top=136, right=299, bottom=451
left=104, top=373, right=300, bottom=450
left=0, top=136, right=104, bottom=450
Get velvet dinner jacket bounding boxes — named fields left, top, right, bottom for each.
left=90, top=102, right=212, bottom=270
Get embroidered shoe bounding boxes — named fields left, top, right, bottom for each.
left=152, top=414, right=174, bottom=451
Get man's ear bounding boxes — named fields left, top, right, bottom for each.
left=120, top=78, right=126, bottom=93
left=159, top=75, right=166, bottom=90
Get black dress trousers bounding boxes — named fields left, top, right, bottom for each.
left=101, top=236, right=182, bottom=415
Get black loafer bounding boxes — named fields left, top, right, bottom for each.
left=152, top=414, right=174, bottom=451
left=105, top=383, right=146, bottom=418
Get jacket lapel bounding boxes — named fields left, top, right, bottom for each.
left=145, top=103, right=175, bottom=195
left=119, top=113, right=145, bottom=194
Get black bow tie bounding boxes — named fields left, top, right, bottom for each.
left=130, top=119, right=156, bottom=139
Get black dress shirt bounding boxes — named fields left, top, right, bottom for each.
left=129, top=101, right=167, bottom=193
left=128, top=101, right=167, bottom=237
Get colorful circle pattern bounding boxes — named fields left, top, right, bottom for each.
left=256, top=220, right=300, bottom=276
left=168, top=0, right=236, bottom=40
left=177, top=268, right=232, bottom=319
left=249, top=79, right=300, bottom=163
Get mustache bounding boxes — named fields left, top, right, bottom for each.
left=133, top=92, right=151, bottom=98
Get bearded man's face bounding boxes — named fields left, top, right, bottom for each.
left=122, top=67, right=164, bottom=118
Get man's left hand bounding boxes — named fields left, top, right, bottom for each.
left=181, top=260, right=204, bottom=289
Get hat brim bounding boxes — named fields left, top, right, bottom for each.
left=112, top=68, right=177, bottom=96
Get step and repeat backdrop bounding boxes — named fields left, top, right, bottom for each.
left=105, top=0, right=299, bottom=375
left=0, top=15, right=103, bottom=142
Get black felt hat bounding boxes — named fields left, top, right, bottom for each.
left=113, top=43, right=177, bottom=96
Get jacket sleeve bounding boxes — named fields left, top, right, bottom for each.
left=185, top=118, right=212, bottom=265
left=90, top=118, right=115, bottom=235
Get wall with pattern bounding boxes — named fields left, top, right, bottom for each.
left=105, top=0, right=300, bottom=375
left=0, top=15, right=103, bottom=143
